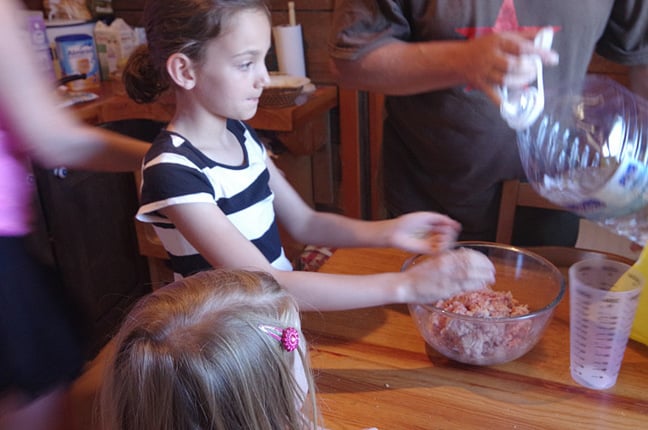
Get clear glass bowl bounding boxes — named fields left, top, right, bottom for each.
left=404, top=242, right=565, bottom=366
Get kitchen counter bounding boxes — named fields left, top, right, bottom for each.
left=70, top=80, right=337, bottom=155
left=303, top=247, right=648, bottom=429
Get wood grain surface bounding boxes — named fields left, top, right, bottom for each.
left=303, top=247, right=648, bottom=430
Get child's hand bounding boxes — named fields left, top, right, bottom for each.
left=387, top=211, right=460, bottom=255
left=404, top=247, right=496, bottom=303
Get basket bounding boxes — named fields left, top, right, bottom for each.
left=259, top=86, right=304, bottom=108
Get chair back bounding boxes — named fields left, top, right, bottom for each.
left=496, top=179, right=565, bottom=244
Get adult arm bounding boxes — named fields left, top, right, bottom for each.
left=596, top=1, right=648, bottom=100
left=330, top=30, right=557, bottom=104
left=0, top=0, right=148, bottom=171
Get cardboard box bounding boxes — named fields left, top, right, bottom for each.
left=94, top=18, right=136, bottom=80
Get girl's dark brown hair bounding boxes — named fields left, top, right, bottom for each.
left=123, top=0, right=270, bottom=103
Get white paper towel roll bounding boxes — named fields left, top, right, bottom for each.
left=272, top=24, right=306, bottom=77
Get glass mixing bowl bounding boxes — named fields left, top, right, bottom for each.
left=404, top=242, right=565, bottom=366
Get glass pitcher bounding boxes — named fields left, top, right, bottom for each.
left=516, top=74, right=648, bottom=245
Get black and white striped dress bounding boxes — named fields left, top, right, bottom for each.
left=136, top=119, right=292, bottom=278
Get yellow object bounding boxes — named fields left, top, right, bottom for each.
left=621, top=244, right=648, bottom=346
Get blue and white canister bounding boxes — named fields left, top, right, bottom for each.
left=55, top=33, right=100, bottom=90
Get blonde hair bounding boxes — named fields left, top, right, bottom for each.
left=99, top=269, right=319, bottom=430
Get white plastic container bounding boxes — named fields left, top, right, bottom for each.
left=45, top=19, right=96, bottom=81
left=55, top=33, right=100, bottom=90
left=94, top=18, right=137, bottom=80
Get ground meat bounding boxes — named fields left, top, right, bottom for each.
left=424, top=289, right=533, bottom=365
left=434, top=289, right=529, bottom=318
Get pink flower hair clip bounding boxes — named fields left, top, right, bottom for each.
left=258, top=324, right=300, bottom=352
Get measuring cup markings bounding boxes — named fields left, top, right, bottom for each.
left=568, top=258, right=643, bottom=390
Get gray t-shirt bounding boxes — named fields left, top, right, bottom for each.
left=330, top=0, right=648, bottom=241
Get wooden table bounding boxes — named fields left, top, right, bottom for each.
left=303, top=247, right=648, bottom=429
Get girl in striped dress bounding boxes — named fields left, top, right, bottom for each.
left=125, top=0, right=496, bottom=312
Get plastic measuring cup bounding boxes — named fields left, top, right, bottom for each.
left=569, top=259, right=643, bottom=390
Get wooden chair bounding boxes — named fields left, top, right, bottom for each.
left=495, top=179, right=566, bottom=244
left=100, top=118, right=175, bottom=287
left=495, top=179, right=641, bottom=271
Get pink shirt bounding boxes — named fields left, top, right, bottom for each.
left=0, top=128, right=34, bottom=236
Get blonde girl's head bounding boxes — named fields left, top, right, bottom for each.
left=99, top=269, right=319, bottom=430
left=123, top=0, right=270, bottom=103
